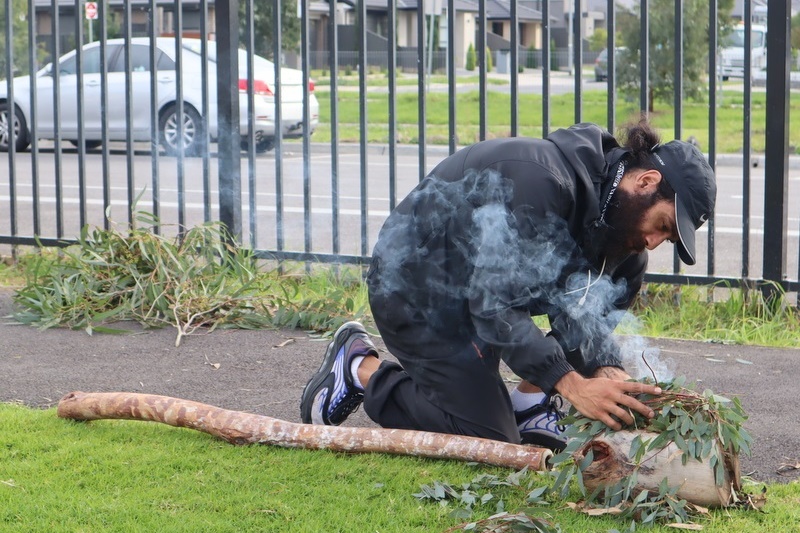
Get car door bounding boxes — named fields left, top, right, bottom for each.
left=38, top=45, right=106, bottom=139
left=106, top=44, right=158, bottom=138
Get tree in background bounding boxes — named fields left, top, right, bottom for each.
left=0, top=0, right=36, bottom=76
left=485, top=46, right=492, bottom=72
left=241, top=0, right=301, bottom=61
left=466, top=43, right=476, bottom=71
left=792, top=11, right=800, bottom=49
left=588, top=28, right=608, bottom=52
left=616, top=0, right=734, bottom=111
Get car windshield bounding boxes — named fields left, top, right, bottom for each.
left=723, top=28, right=765, bottom=48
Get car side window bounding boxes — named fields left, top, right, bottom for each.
left=58, top=47, right=102, bottom=75
left=108, top=44, right=156, bottom=73
left=156, top=52, right=175, bottom=71
left=82, top=48, right=102, bottom=74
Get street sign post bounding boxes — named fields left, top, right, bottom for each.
left=85, top=1, right=98, bottom=19
left=85, top=2, right=97, bottom=42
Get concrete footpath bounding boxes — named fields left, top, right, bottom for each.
left=0, top=287, right=797, bottom=484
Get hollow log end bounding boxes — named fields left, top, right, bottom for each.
left=57, top=391, right=85, bottom=419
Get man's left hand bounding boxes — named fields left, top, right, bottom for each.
left=592, top=367, right=633, bottom=381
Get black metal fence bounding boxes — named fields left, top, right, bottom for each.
left=0, top=1, right=797, bottom=295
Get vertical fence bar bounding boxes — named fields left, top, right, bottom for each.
left=272, top=0, right=284, bottom=255
left=673, top=0, right=683, bottom=274
left=742, top=0, right=752, bottom=280
left=301, top=0, right=313, bottom=259
left=763, top=0, right=790, bottom=289
left=148, top=0, right=161, bottom=233
left=51, top=0, right=63, bottom=237
left=27, top=0, right=40, bottom=237
left=215, top=0, right=242, bottom=243
left=358, top=0, right=369, bottom=256
left=4, top=0, right=17, bottom=246
left=606, top=0, right=615, bottom=134
left=477, top=0, right=486, bottom=140
left=328, top=2, right=342, bottom=249
left=707, top=0, right=717, bottom=277
left=99, top=2, right=111, bottom=230
left=447, top=0, right=456, bottom=155
left=387, top=0, right=398, bottom=209
left=573, top=0, right=582, bottom=123
left=639, top=0, right=648, bottom=116
left=542, top=0, right=550, bottom=137
left=245, top=0, right=257, bottom=248
left=174, top=0, right=186, bottom=231
left=330, top=0, right=342, bottom=243
left=74, top=0, right=87, bottom=229
left=510, top=0, right=518, bottom=137
left=416, top=0, right=426, bottom=181
left=123, top=1, right=135, bottom=224
left=200, top=0, right=211, bottom=223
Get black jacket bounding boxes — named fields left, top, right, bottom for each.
left=368, top=123, right=647, bottom=394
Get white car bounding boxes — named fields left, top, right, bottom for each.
left=0, top=37, right=319, bottom=155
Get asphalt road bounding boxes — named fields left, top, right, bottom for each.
left=2, top=142, right=799, bottom=282
left=0, top=287, right=797, bottom=484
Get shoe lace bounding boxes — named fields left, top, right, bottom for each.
left=331, top=390, right=364, bottom=420
left=546, top=395, right=567, bottom=432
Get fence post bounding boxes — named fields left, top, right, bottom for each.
left=762, top=1, right=790, bottom=295
left=215, top=0, right=242, bottom=244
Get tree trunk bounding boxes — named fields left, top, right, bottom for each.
left=57, top=391, right=552, bottom=471
left=575, top=430, right=741, bottom=508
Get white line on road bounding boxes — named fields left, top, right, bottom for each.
left=4, top=194, right=798, bottom=236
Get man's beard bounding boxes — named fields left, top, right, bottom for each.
left=602, top=187, right=660, bottom=264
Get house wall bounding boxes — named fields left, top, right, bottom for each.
left=397, top=11, right=414, bottom=47
left=457, top=12, right=474, bottom=68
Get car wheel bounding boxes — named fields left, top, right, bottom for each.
left=255, top=137, right=274, bottom=154
left=159, top=104, right=205, bottom=157
left=0, top=102, right=30, bottom=152
left=69, top=140, right=103, bottom=150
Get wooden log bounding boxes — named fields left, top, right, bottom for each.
left=57, top=391, right=552, bottom=471
left=575, top=430, right=741, bottom=508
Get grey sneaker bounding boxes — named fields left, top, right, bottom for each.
left=516, top=395, right=568, bottom=451
left=300, top=321, right=378, bottom=425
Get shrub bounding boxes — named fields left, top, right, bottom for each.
left=466, top=43, right=476, bottom=71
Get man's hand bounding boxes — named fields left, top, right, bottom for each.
left=554, top=370, right=661, bottom=431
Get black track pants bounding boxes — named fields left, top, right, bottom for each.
left=364, top=292, right=521, bottom=443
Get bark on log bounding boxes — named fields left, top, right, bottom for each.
left=575, top=430, right=741, bottom=508
left=57, top=391, right=552, bottom=471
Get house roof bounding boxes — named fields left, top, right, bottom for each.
left=346, top=0, right=477, bottom=13
left=482, top=0, right=542, bottom=21
left=354, top=0, right=542, bottom=21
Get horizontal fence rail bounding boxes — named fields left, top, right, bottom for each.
left=0, top=0, right=798, bottom=296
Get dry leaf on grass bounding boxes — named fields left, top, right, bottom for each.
left=666, top=523, right=704, bottom=530
left=274, top=338, right=296, bottom=348
left=564, top=502, right=623, bottom=516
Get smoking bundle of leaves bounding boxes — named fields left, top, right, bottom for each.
left=548, top=376, right=762, bottom=526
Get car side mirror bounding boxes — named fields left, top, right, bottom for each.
left=40, top=63, right=53, bottom=77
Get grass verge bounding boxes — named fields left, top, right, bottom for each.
left=0, top=404, right=797, bottom=532
left=309, top=87, right=797, bottom=154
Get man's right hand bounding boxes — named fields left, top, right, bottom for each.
left=554, top=371, right=661, bottom=431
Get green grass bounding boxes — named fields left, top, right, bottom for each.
left=311, top=72, right=509, bottom=87
left=627, top=283, right=800, bottom=348
left=1, top=404, right=797, bottom=533
left=310, top=87, right=792, bottom=154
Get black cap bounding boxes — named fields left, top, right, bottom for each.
left=650, top=141, right=717, bottom=265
